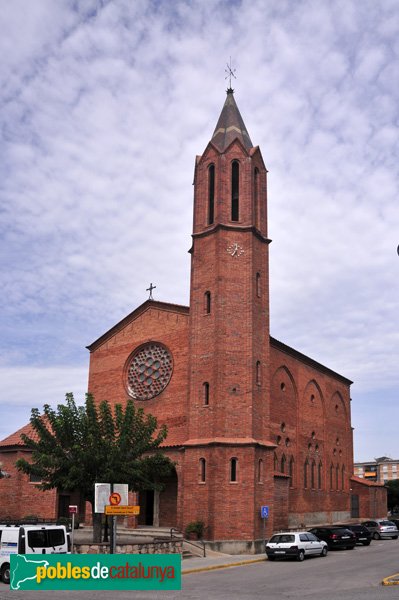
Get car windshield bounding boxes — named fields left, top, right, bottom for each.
left=269, top=534, right=295, bottom=543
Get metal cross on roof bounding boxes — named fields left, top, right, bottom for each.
left=225, top=57, right=237, bottom=92
left=146, top=283, right=156, bottom=300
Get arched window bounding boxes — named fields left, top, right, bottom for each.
left=231, top=161, right=239, bottom=221
left=199, top=458, right=206, bottom=482
left=204, top=291, right=211, bottom=314
left=318, top=461, right=323, bottom=490
left=304, top=459, right=309, bottom=488
left=254, top=167, right=259, bottom=228
left=256, top=361, right=261, bottom=386
left=289, top=456, right=295, bottom=487
left=230, top=457, right=238, bottom=482
left=274, top=453, right=278, bottom=471
left=311, top=460, right=316, bottom=489
left=281, top=454, right=286, bottom=474
left=256, top=272, right=261, bottom=298
left=203, top=382, right=209, bottom=406
left=257, top=459, right=263, bottom=483
left=335, top=464, right=339, bottom=490
left=330, top=463, right=334, bottom=489
left=341, top=465, right=345, bottom=490
left=208, top=164, right=215, bottom=225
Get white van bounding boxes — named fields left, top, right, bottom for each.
left=0, top=524, right=70, bottom=584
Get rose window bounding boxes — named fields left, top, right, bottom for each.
left=127, top=343, right=173, bottom=400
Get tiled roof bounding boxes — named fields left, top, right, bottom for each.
left=0, top=422, right=38, bottom=448
left=351, top=475, right=384, bottom=487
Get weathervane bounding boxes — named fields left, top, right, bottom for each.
left=225, top=57, right=236, bottom=92
left=146, top=283, right=156, bottom=300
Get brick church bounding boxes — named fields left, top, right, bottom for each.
left=0, top=89, right=386, bottom=552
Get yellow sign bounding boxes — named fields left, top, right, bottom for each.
left=104, top=505, right=140, bottom=516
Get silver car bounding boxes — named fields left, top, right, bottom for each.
left=362, top=519, right=399, bottom=540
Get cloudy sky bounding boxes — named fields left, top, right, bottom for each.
left=0, top=0, right=398, bottom=462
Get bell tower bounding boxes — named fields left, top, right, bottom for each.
left=183, top=90, right=274, bottom=546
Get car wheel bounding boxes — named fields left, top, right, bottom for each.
left=267, top=556, right=275, bottom=561
left=1, top=564, right=10, bottom=585
left=347, top=545, right=355, bottom=550
left=320, top=546, right=328, bottom=557
left=393, top=536, right=398, bottom=540
left=373, top=532, right=381, bottom=540
left=362, top=541, right=371, bottom=546
left=297, top=550, right=305, bottom=562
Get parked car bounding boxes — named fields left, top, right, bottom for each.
left=361, top=519, right=399, bottom=540
left=308, top=527, right=356, bottom=550
left=334, top=524, right=372, bottom=546
left=265, top=531, right=328, bottom=562
left=389, top=519, right=399, bottom=530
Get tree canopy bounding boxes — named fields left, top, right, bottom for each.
left=386, top=478, right=399, bottom=512
left=16, top=393, right=173, bottom=538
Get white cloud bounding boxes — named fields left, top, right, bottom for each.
left=0, top=0, right=398, bottom=463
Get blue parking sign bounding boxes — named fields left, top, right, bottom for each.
left=261, top=505, right=269, bottom=518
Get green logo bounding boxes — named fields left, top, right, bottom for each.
left=10, top=554, right=181, bottom=590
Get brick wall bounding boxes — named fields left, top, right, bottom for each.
left=0, top=449, right=57, bottom=520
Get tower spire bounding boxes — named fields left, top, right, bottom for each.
left=211, top=92, right=253, bottom=153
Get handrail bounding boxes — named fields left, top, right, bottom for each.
left=183, top=537, right=206, bottom=557
left=170, top=527, right=181, bottom=538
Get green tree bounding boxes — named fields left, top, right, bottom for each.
left=386, top=479, right=399, bottom=513
left=16, top=393, right=173, bottom=541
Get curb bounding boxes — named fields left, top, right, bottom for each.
left=183, top=557, right=266, bottom=575
left=382, top=573, right=399, bottom=586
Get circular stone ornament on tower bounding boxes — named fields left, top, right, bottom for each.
left=126, top=343, right=173, bottom=400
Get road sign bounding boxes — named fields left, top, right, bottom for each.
left=94, top=483, right=129, bottom=513
left=261, top=505, right=269, bottom=519
left=109, top=492, right=122, bottom=506
left=69, top=505, right=78, bottom=514
left=105, top=505, right=140, bottom=516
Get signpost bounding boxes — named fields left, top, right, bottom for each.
left=261, top=505, right=269, bottom=544
left=94, top=483, right=136, bottom=554
left=68, top=505, right=78, bottom=553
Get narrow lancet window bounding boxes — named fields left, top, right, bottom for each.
left=258, top=459, right=263, bottom=483
left=199, top=458, right=206, bottom=482
left=311, top=460, right=316, bottom=489
left=256, top=361, right=261, bottom=385
left=318, top=461, right=322, bottom=489
left=230, top=458, right=238, bottom=482
left=289, top=457, right=294, bottom=487
left=208, top=164, right=215, bottom=225
left=203, top=382, right=209, bottom=405
left=231, top=161, right=239, bottom=221
left=304, top=459, right=309, bottom=488
left=204, top=291, right=211, bottom=314
left=254, top=167, right=259, bottom=228
left=281, top=454, right=286, bottom=474
left=256, top=272, right=261, bottom=298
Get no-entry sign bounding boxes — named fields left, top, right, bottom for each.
left=109, top=492, right=122, bottom=506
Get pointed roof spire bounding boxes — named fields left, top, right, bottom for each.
left=211, top=90, right=253, bottom=152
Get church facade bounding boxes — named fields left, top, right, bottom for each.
left=0, top=90, right=387, bottom=551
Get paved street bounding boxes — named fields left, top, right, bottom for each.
left=1, top=539, right=399, bottom=599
